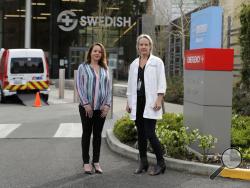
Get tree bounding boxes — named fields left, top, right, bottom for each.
left=239, top=3, right=250, bottom=90
left=170, top=0, right=217, bottom=59
left=152, top=0, right=217, bottom=63
left=95, top=0, right=117, bottom=46
left=94, top=0, right=145, bottom=47
left=231, top=3, right=250, bottom=116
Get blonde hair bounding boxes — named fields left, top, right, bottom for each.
left=136, top=34, right=153, bottom=55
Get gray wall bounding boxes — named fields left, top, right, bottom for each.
left=184, top=70, right=233, bottom=153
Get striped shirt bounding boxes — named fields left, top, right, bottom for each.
left=76, top=63, right=111, bottom=110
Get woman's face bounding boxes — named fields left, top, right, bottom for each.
left=91, top=45, right=102, bottom=62
left=138, top=37, right=151, bottom=57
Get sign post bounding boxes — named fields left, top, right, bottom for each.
left=184, top=6, right=234, bottom=153
left=184, top=48, right=234, bottom=153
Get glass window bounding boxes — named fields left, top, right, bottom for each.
left=10, top=57, right=44, bottom=74
left=1, top=0, right=142, bottom=79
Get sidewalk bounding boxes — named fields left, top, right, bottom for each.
left=48, top=84, right=183, bottom=137
left=49, top=79, right=183, bottom=114
left=49, top=83, right=183, bottom=129
left=49, top=83, right=183, bottom=115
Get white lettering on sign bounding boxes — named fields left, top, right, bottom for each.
left=57, top=10, right=132, bottom=32
left=79, top=16, right=131, bottom=27
left=195, top=37, right=204, bottom=43
left=186, top=55, right=204, bottom=64
left=196, top=24, right=208, bottom=34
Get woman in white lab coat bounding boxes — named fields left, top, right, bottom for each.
left=126, top=34, right=167, bottom=176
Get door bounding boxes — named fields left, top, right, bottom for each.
left=68, top=47, right=88, bottom=78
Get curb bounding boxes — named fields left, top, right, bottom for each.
left=106, top=129, right=250, bottom=181
left=220, top=168, right=250, bottom=180
left=106, top=129, right=218, bottom=176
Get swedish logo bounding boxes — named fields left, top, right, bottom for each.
left=57, top=10, right=78, bottom=32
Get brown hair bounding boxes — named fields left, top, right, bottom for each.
left=86, top=42, right=108, bottom=69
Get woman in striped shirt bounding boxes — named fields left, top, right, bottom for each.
left=76, top=43, right=111, bottom=174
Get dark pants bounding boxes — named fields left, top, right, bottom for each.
left=79, top=105, right=106, bottom=164
left=135, top=96, right=164, bottom=164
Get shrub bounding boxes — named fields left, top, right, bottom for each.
left=157, top=113, right=184, bottom=131
left=113, top=113, right=249, bottom=162
left=231, top=114, right=250, bottom=147
left=232, top=85, right=250, bottom=115
left=113, top=115, right=137, bottom=143
left=164, top=76, right=184, bottom=105
left=156, top=113, right=199, bottom=159
left=239, top=147, right=250, bottom=161
left=197, top=134, right=218, bottom=162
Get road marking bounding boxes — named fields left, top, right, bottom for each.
left=0, top=124, right=21, bottom=138
left=220, top=168, right=250, bottom=180
left=48, top=99, right=69, bottom=104
left=54, top=123, right=82, bottom=137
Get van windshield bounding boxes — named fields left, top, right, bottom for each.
left=10, top=57, right=44, bottom=74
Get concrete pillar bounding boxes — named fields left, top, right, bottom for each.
left=142, top=14, right=155, bottom=38
left=146, top=0, right=153, bottom=15
left=73, top=70, right=79, bottom=103
left=141, top=14, right=154, bottom=35
left=107, top=69, right=113, bottom=119
left=184, top=49, right=234, bottom=154
left=59, top=69, right=65, bottom=99
left=25, top=0, right=32, bottom=48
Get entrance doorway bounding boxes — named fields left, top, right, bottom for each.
left=68, top=46, right=119, bottom=79
left=68, top=47, right=88, bottom=79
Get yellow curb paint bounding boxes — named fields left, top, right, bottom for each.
left=220, top=168, right=250, bottom=180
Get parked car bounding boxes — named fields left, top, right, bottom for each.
left=0, top=49, right=50, bottom=103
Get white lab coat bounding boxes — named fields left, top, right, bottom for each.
left=126, top=55, right=167, bottom=120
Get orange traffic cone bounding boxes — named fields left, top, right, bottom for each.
left=33, top=92, right=42, bottom=107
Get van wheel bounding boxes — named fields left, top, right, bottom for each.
left=0, top=87, right=5, bottom=103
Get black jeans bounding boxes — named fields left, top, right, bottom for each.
left=79, top=105, right=106, bottom=164
left=135, top=96, right=164, bottom=163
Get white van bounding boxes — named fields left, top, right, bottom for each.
left=0, top=49, right=50, bottom=103
left=0, top=48, right=4, bottom=61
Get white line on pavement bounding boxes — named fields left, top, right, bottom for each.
left=48, top=99, right=69, bottom=104
left=0, top=124, right=21, bottom=138
left=54, top=123, right=82, bottom=137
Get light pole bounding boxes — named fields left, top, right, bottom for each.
left=137, top=0, right=146, bottom=36
left=25, top=0, right=32, bottom=48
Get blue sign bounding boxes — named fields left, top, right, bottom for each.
left=190, top=6, right=223, bottom=49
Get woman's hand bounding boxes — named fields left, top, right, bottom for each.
left=153, top=100, right=162, bottom=111
left=100, top=105, right=110, bottom=118
left=126, top=103, right=131, bottom=113
left=153, top=94, right=164, bottom=111
left=84, top=104, right=93, bottom=118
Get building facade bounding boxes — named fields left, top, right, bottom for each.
left=0, top=0, right=147, bottom=79
left=1, top=0, right=247, bottom=80
left=164, top=0, right=250, bottom=78
left=220, top=0, right=250, bottom=80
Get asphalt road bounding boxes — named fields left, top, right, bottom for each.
left=0, top=94, right=249, bottom=188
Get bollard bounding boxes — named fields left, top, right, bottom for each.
left=73, top=70, right=79, bottom=103
left=59, top=69, right=65, bottom=99
left=107, top=68, right=113, bottom=119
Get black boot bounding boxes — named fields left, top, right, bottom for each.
left=149, top=160, right=166, bottom=176
left=134, top=158, right=148, bottom=174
